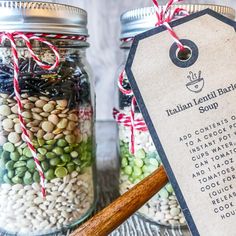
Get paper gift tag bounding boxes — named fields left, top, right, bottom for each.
left=126, top=9, right=236, bottom=236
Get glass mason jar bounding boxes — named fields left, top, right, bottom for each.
left=0, top=2, right=96, bottom=235
left=117, top=5, right=235, bottom=227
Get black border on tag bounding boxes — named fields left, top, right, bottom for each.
left=125, top=9, right=236, bottom=236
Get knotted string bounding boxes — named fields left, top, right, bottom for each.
left=153, top=0, right=188, bottom=50
left=0, top=32, right=87, bottom=197
left=114, top=0, right=188, bottom=154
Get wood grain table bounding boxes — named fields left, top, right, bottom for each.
left=94, top=121, right=191, bottom=236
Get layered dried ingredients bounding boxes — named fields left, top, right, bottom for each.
left=118, top=76, right=186, bottom=227
left=0, top=42, right=95, bottom=235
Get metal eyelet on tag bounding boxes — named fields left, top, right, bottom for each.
left=169, top=39, right=199, bottom=68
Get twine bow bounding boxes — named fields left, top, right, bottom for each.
left=0, top=32, right=87, bottom=197
left=114, top=0, right=188, bottom=155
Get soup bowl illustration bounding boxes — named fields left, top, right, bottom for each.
left=186, top=71, right=204, bottom=93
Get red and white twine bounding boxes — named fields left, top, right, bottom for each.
left=114, top=0, right=188, bottom=154
left=115, top=70, right=148, bottom=154
left=153, top=0, right=188, bottom=50
left=0, top=32, right=87, bottom=197
left=118, top=70, right=133, bottom=96
left=113, top=108, right=147, bottom=131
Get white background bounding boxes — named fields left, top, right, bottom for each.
left=47, top=0, right=236, bottom=120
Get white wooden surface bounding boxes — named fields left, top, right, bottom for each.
left=47, top=0, right=236, bottom=120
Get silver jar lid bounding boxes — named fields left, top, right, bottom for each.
left=0, top=1, right=88, bottom=36
left=120, top=4, right=235, bottom=39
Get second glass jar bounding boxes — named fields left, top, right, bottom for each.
left=116, top=4, right=235, bottom=227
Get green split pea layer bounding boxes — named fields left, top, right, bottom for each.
left=120, top=142, right=174, bottom=199
left=0, top=137, right=92, bottom=185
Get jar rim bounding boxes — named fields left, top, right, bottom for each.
left=120, top=4, right=236, bottom=39
left=0, top=1, right=88, bottom=36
